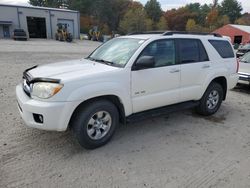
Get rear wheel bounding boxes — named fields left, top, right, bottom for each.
left=196, top=82, right=224, bottom=116
left=71, top=100, right=119, bottom=149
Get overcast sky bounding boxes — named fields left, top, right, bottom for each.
left=1, top=0, right=250, bottom=13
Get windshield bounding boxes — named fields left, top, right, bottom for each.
left=241, top=44, right=250, bottom=49
left=88, top=38, right=145, bottom=67
left=241, top=52, right=250, bottom=63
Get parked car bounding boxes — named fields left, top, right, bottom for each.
left=238, top=52, right=250, bottom=85
left=236, top=43, right=250, bottom=58
left=12, top=29, right=27, bottom=41
left=16, top=31, right=239, bottom=149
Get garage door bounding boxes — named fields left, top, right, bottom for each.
left=57, top=19, right=74, bottom=37
left=27, top=17, right=47, bottom=38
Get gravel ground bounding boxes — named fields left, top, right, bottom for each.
left=0, top=39, right=250, bottom=188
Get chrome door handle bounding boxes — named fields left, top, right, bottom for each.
left=202, top=64, right=210, bottom=69
left=170, top=69, right=180, bottom=73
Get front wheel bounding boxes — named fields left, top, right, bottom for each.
left=196, top=82, right=224, bottom=116
left=71, top=100, right=119, bottom=149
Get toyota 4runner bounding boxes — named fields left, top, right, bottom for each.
left=16, top=31, right=239, bottom=149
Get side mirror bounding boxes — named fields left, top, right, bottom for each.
left=133, top=56, right=155, bottom=70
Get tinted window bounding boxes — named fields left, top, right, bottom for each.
left=139, top=39, right=176, bottom=67
left=209, top=40, right=234, bottom=58
left=177, top=39, right=209, bottom=64
left=199, top=40, right=209, bottom=61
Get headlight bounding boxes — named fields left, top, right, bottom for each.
left=31, top=82, right=63, bottom=99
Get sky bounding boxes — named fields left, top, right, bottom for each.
left=0, top=0, right=250, bottom=13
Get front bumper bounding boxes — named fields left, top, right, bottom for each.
left=16, top=84, right=79, bottom=131
left=238, top=72, right=250, bottom=82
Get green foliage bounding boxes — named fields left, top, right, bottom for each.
left=156, top=16, right=168, bottom=30
left=219, top=0, right=243, bottom=23
left=29, top=0, right=68, bottom=8
left=119, top=3, right=148, bottom=33
left=144, top=0, right=162, bottom=22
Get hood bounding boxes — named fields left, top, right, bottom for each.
left=28, top=59, right=119, bottom=81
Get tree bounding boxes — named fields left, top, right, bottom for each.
left=144, top=0, right=162, bottom=22
left=235, top=13, right=250, bottom=25
left=156, top=16, right=168, bottom=30
left=119, top=2, right=148, bottom=33
left=206, top=9, right=219, bottom=28
left=164, top=7, right=196, bottom=31
left=29, top=0, right=69, bottom=8
left=186, top=19, right=196, bottom=31
left=29, top=0, right=46, bottom=6
left=219, top=0, right=242, bottom=23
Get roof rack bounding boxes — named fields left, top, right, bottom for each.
left=127, top=30, right=222, bottom=37
left=162, top=31, right=222, bottom=37
left=127, top=31, right=165, bottom=35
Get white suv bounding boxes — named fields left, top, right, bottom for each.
left=16, top=31, right=239, bottom=149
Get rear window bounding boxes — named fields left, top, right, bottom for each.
left=209, top=40, right=234, bottom=58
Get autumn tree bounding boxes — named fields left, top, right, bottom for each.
left=186, top=19, right=196, bottom=31
left=164, top=7, right=196, bottom=31
left=235, top=13, right=250, bottom=25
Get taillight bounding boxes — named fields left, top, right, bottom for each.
left=236, top=58, right=239, bottom=73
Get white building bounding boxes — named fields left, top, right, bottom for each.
left=0, top=4, right=80, bottom=39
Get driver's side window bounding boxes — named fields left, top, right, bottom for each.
left=140, top=39, right=176, bottom=68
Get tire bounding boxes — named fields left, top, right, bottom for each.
left=71, top=99, right=119, bottom=149
left=196, top=82, right=224, bottom=116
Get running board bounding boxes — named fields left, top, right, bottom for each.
left=126, top=101, right=199, bottom=123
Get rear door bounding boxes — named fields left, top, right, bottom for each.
left=177, top=38, right=211, bottom=101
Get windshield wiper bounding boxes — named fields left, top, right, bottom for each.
left=95, top=59, right=114, bottom=65
left=87, top=57, right=114, bottom=65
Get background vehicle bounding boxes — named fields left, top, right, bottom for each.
left=16, top=31, right=239, bottom=149
left=88, top=26, right=103, bottom=42
left=236, top=43, right=250, bottom=57
left=238, top=52, right=250, bottom=85
left=12, top=29, right=27, bottom=41
left=55, top=23, right=73, bottom=42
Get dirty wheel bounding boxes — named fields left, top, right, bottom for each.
left=71, top=99, right=119, bottom=149
left=196, top=82, right=223, bottom=116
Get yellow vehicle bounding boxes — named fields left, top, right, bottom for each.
left=55, top=23, right=73, bottom=42
left=88, top=26, right=103, bottom=42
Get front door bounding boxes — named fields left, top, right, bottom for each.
left=131, top=39, right=181, bottom=113
left=3, top=25, right=10, bottom=38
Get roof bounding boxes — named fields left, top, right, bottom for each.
left=230, top=24, right=250, bottom=34
left=0, top=21, right=12, bottom=25
left=0, top=3, right=79, bottom=13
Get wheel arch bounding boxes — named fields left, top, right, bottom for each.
left=68, top=95, right=126, bottom=130
left=209, top=76, right=227, bottom=100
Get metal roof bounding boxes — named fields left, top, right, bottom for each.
left=230, top=24, right=250, bottom=34
left=0, top=3, right=79, bottom=13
